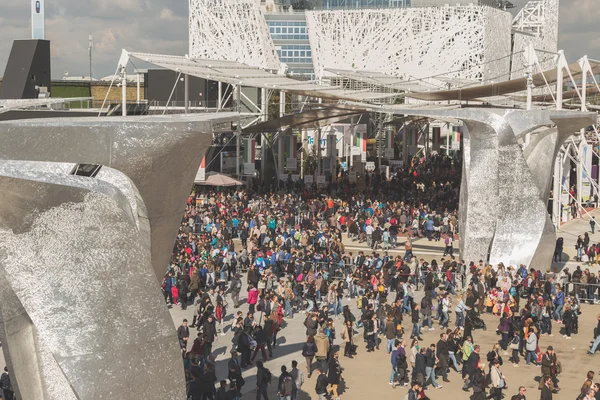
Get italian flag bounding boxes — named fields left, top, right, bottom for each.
left=452, top=126, right=461, bottom=143
left=244, top=138, right=255, bottom=164
left=356, top=131, right=366, bottom=152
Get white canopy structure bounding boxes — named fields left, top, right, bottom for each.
left=127, top=52, right=400, bottom=103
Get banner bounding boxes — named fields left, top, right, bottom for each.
left=284, top=134, right=298, bottom=170
left=355, top=130, right=367, bottom=153
left=385, top=129, right=395, bottom=159
left=451, top=126, right=461, bottom=150
left=243, top=138, right=255, bottom=175
left=304, top=175, right=314, bottom=184
left=196, top=156, right=206, bottom=182
left=432, top=126, right=441, bottom=152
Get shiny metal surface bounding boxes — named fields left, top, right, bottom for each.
left=366, top=106, right=595, bottom=266
left=0, top=113, right=238, bottom=399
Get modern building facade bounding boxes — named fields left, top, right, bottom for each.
left=262, top=0, right=517, bottom=81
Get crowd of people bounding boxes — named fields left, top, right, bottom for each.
left=159, top=154, right=600, bottom=400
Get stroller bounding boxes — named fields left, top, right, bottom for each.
left=467, top=310, right=487, bottom=331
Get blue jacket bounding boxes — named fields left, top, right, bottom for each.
left=391, top=349, right=399, bottom=368
left=554, top=291, right=564, bottom=306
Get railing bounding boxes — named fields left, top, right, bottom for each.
left=566, top=282, right=600, bottom=304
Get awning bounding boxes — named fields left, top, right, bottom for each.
left=196, top=172, right=243, bottom=186
left=403, top=61, right=600, bottom=102
left=128, top=52, right=401, bottom=103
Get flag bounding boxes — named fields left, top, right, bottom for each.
left=356, top=131, right=366, bottom=152
left=243, top=138, right=255, bottom=164
left=452, top=126, right=461, bottom=143
left=285, top=135, right=297, bottom=159
left=386, top=130, right=394, bottom=150
left=432, top=127, right=441, bottom=144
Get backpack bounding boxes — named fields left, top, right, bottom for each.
left=262, top=368, right=272, bottom=384
left=356, top=296, right=364, bottom=309
left=281, top=375, right=294, bottom=395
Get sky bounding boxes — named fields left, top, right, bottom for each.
left=0, top=0, right=597, bottom=79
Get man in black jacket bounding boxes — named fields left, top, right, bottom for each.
left=227, top=351, right=244, bottom=391
left=463, top=344, right=481, bottom=391
left=202, top=315, right=218, bottom=355
left=411, top=304, right=423, bottom=340
left=315, top=367, right=329, bottom=400
left=256, top=361, right=271, bottom=400
left=425, top=343, right=441, bottom=389
left=251, top=326, right=269, bottom=362
left=230, top=274, right=243, bottom=308
left=436, top=332, right=451, bottom=383
left=540, top=375, right=553, bottom=400
left=178, top=319, right=190, bottom=351
left=413, top=347, right=427, bottom=386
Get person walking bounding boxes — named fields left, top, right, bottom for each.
left=540, top=346, right=560, bottom=391
left=230, top=274, right=243, bottom=308
left=588, top=313, right=600, bottom=354
left=489, top=358, right=506, bottom=400
left=328, top=351, right=343, bottom=399
left=437, top=332, right=451, bottom=383
left=302, top=335, right=318, bottom=378
left=540, top=375, right=553, bottom=400
left=289, top=360, right=304, bottom=400
left=471, top=362, right=487, bottom=400
left=315, top=328, right=331, bottom=373
left=251, top=326, right=269, bottom=362
left=277, top=365, right=296, bottom=400
left=256, top=361, right=272, bottom=400
left=315, top=367, right=329, bottom=400
left=425, top=343, right=442, bottom=389
left=341, top=320, right=354, bottom=358
left=411, top=303, right=423, bottom=340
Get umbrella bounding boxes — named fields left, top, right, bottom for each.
left=196, top=172, right=243, bottom=187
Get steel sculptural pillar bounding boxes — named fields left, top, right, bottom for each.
left=0, top=114, right=237, bottom=399
left=377, top=107, right=595, bottom=267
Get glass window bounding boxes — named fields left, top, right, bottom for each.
left=275, top=28, right=281, bottom=33
left=294, top=28, right=300, bottom=33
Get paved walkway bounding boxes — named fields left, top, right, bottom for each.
left=167, top=208, right=600, bottom=399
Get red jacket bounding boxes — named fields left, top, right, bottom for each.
left=247, top=289, right=259, bottom=305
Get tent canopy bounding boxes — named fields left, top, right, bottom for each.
left=196, top=171, right=243, bottom=186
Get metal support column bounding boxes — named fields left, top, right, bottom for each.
left=279, top=91, right=285, bottom=118
left=136, top=73, right=141, bottom=104
left=377, top=116, right=383, bottom=170
left=121, top=66, right=127, bottom=117
left=317, top=127, right=322, bottom=177
left=301, top=129, right=306, bottom=178
left=184, top=74, right=189, bottom=115
left=235, top=85, right=242, bottom=114
left=218, top=82, right=223, bottom=111
left=556, top=50, right=564, bottom=110
left=236, top=126, right=241, bottom=178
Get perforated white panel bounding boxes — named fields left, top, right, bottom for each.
left=511, top=0, right=559, bottom=77
left=189, top=0, right=281, bottom=70
left=305, top=6, right=512, bottom=82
